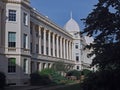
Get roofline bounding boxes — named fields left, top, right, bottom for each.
left=30, top=8, right=73, bottom=39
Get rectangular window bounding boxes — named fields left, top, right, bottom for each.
left=76, top=56, right=79, bottom=62
left=41, top=31, right=43, bottom=39
left=77, top=66, right=79, bottom=70
left=8, top=58, right=16, bottom=73
left=23, top=59, right=28, bottom=73
left=75, top=45, right=78, bottom=49
left=30, top=42, right=32, bottom=53
left=8, top=32, right=16, bottom=47
left=36, top=44, right=39, bottom=53
left=23, top=12, right=28, bottom=25
left=41, top=46, right=44, bottom=54
left=23, top=34, right=28, bottom=49
left=8, top=10, right=16, bottom=21
left=51, top=48, right=53, bottom=56
left=30, top=22, right=33, bottom=35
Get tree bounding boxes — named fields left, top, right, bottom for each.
left=82, top=0, right=120, bottom=70
left=81, top=0, right=120, bottom=89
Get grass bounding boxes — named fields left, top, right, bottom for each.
left=52, top=83, right=81, bottom=90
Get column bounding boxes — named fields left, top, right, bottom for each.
left=69, top=41, right=72, bottom=60
left=0, top=8, right=1, bottom=46
left=32, top=24, right=36, bottom=53
left=63, top=39, right=66, bottom=59
left=69, top=41, right=71, bottom=60
left=43, top=29, right=46, bottom=55
left=45, top=63, right=48, bottom=68
left=71, top=42, right=73, bottom=60
left=38, top=62, right=42, bottom=71
left=56, top=35, right=59, bottom=57
left=66, top=40, right=68, bottom=59
left=48, top=31, right=51, bottom=56
left=68, top=41, right=70, bottom=60
left=60, top=37, right=63, bottom=58
left=39, top=26, right=41, bottom=54
left=52, top=33, right=55, bottom=57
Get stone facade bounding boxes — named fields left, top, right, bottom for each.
left=0, top=0, right=93, bottom=86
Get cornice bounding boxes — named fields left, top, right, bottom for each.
left=30, top=9, right=73, bottom=39
left=2, top=0, right=31, bottom=9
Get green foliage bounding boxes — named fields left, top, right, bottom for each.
left=81, top=69, right=92, bottom=76
left=82, top=0, right=120, bottom=70
left=81, top=69, right=120, bottom=90
left=0, top=72, right=6, bottom=89
left=30, top=72, right=51, bottom=86
left=66, top=70, right=81, bottom=80
left=81, top=0, right=120, bottom=89
left=39, top=68, right=67, bottom=85
left=30, top=68, right=79, bottom=86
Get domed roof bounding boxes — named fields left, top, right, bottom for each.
left=64, top=18, right=80, bottom=32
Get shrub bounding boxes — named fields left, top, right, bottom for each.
left=39, top=68, right=67, bottom=85
left=30, top=72, right=51, bottom=86
left=81, top=69, right=92, bottom=76
left=66, top=70, right=81, bottom=80
left=0, top=72, right=6, bottom=89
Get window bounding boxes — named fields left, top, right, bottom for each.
left=76, top=56, right=79, bottom=62
left=23, top=34, right=28, bottom=49
left=23, top=59, right=28, bottom=73
left=75, top=45, right=78, bottom=49
left=30, top=42, right=32, bottom=53
left=41, top=46, right=44, bottom=54
left=8, top=32, right=16, bottom=47
left=77, top=66, right=79, bottom=70
left=8, top=10, right=16, bottom=21
left=51, top=48, right=53, bottom=56
left=36, top=44, right=39, bottom=53
left=41, top=31, right=44, bottom=39
left=42, top=63, right=46, bottom=69
left=48, top=63, right=51, bottom=68
left=37, top=62, right=40, bottom=71
left=30, top=23, right=33, bottom=34
left=23, top=12, right=28, bottom=25
left=8, top=58, right=16, bottom=73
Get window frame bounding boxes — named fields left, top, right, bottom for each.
left=8, top=9, right=16, bottom=21
left=77, top=66, right=79, bottom=70
left=36, top=44, right=39, bottom=53
left=8, top=58, right=16, bottom=73
left=23, top=12, right=28, bottom=26
left=8, top=32, right=16, bottom=48
left=23, top=34, right=28, bottom=49
left=76, top=56, right=79, bottom=62
left=75, top=44, right=78, bottom=49
left=23, top=59, right=28, bottom=74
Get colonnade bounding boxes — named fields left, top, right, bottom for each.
left=31, top=23, right=73, bottom=60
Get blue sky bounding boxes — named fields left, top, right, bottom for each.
left=30, top=0, right=98, bottom=31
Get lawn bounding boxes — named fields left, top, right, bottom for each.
left=52, top=84, right=81, bottom=90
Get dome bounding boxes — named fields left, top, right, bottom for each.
left=64, top=18, right=80, bottom=32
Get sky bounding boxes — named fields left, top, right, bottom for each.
left=30, top=0, right=98, bottom=31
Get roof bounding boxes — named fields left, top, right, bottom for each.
left=64, top=18, right=80, bottom=32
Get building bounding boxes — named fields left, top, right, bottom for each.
left=0, top=0, right=93, bottom=86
